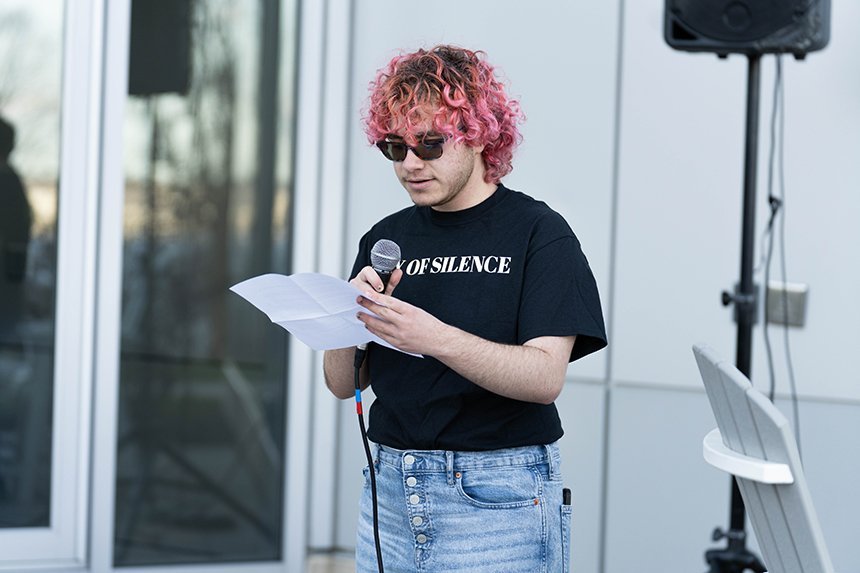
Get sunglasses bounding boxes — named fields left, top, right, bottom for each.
left=375, top=137, right=446, bottom=162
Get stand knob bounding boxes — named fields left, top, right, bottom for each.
left=711, top=526, right=747, bottom=543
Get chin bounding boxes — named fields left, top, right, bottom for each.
left=407, top=192, right=436, bottom=206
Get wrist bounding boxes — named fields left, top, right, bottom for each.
left=430, top=322, right=468, bottom=361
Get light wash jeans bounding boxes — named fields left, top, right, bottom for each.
left=356, top=442, right=571, bottom=573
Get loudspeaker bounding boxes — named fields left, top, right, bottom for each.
left=128, top=0, right=192, bottom=96
left=665, top=0, right=831, bottom=58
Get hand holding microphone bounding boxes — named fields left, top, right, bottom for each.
left=353, top=239, right=402, bottom=357
left=354, top=239, right=449, bottom=357
left=352, top=239, right=403, bottom=295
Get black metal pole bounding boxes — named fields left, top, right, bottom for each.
left=736, top=54, right=760, bottom=383
left=705, top=54, right=767, bottom=573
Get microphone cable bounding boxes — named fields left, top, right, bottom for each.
left=354, top=345, right=384, bottom=572
left=352, top=237, right=399, bottom=572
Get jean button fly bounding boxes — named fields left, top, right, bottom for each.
left=404, top=454, right=415, bottom=465
left=409, top=494, right=420, bottom=505
left=406, top=476, right=417, bottom=487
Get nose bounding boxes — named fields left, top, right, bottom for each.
left=401, top=148, right=425, bottom=170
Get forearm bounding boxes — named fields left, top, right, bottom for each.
left=323, top=347, right=369, bottom=400
left=355, top=290, right=575, bottom=405
left=432, top=328, right=574, bottom=405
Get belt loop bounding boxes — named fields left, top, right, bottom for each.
left=446, top=451, right=455, bottom=486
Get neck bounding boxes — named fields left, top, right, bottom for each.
left=460, top=179, right=498, bottom=209
left=432, top=157, right=497, bottom=212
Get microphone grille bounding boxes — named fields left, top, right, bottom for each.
left=370, top=239, right=401, bottom=273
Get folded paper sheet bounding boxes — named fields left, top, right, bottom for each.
left=231, top=273, right=414, bottom=355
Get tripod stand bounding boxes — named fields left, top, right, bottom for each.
left=703, top=54, right=767, bottom=573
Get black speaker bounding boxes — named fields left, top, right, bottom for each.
left=128, top=0, right=192, bottom=96
left=665, top=0, right=831, bottom=58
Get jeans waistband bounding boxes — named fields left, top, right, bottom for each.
left=375, top=442, right=561, bottom=479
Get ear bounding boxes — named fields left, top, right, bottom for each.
left=472, top=144, right=486, bottom=166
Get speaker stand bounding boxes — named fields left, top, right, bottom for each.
left=704, top=53, right=767, bottom=573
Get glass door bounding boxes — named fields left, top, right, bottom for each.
left=113, top=0, right=297, bottom=566
left=0, top=0, right=101, bottom=566
left=0, top=0, right=63, bottom=533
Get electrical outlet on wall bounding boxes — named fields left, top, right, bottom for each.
left=766, top=281, right=808, bottom=327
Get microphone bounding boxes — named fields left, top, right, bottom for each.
left=370, top=239, right=401, bottom=289
left=356, top=239, right=401, bottom=357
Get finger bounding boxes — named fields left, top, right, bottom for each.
left=354, top=266, right=385, bottom=293
left=358, top=266, right=385, bottom=292
left=349, top=266, right=382, bottom=292
left=349, top=269, right=368, bottom=290
left=357, top=291, right=397, bottom=312
left=358, top=312, right=393, bottom=339
left=356, top=297, right=389, bottom=322
left=384, top=268, right=403, bottom=296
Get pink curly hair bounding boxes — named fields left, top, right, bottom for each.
left=363, top=45, right=523, bottom=184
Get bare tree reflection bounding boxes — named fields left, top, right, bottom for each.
left=115, top=0, right=286, bottom=565
left=0, top=2, right=62, bottom=531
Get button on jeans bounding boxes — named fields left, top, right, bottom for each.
left=356, top=442, right=571, bottom=572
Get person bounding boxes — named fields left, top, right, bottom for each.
left=323, top=45, right=607, bottom=573
left=0, top=115, right=32, bottom=504
left=0, top=115, right=31, bottom=343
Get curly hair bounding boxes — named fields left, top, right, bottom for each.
left=363, top=45, right=523, bottom=184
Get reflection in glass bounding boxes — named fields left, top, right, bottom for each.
left=114, top=0, right=296, bottom=566
left=0, top=2, right=63, bottom=529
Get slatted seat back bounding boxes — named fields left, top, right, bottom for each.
left=693, top=344, right=834, bottom=573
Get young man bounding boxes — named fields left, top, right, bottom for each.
left=323, top=45, right=607, bottom=572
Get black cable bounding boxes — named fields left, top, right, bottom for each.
left=762, top=55, right=782, bottom=402
left=354, top=347, right=384, bottom=572
left=762, top=199, right=780, bottom=402
left=761, top=55, right=802, bottom=458
left=774, top=56, right=803, bottom=459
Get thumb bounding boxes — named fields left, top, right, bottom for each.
left=384, top=268, right=403, bottom=295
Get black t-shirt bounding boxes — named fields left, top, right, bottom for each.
left=350, top=184, right=607, bottom=451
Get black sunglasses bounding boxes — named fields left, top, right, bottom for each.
left=375, top=137, right=446, bottom=162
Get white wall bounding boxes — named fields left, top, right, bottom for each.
left=310, top=0, right=860, bottom=571
left=608, top=3, right=860, bottom=570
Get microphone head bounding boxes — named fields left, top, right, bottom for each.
left=370, top=239, right=401, bottom=274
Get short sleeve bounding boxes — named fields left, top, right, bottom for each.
left=517, top=218, right=607, bottom=362
left=349, top=232, right=372, bottom=281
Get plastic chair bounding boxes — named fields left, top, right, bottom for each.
left=693, top=344, right=836, bottom=573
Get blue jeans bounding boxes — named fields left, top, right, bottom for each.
left=356, top=442, right=571, bottom=573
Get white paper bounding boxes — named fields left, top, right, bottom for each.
left=230, top=273, right=417, bottom=355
